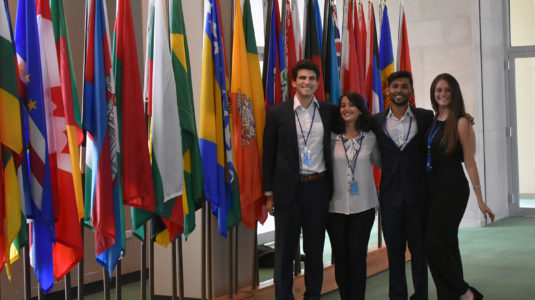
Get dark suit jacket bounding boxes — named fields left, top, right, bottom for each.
left=371, top=107, right=434, bottom=208
left=262, top=99, right=337, bottom=206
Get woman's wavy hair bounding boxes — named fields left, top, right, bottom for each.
left=429, top=73, right=467, bottom=154
left=334, top=92, right=372, bottom=134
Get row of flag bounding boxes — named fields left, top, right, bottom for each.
left=264, top=0, right=415, bottom=110
left=0, top=0, right=416, bottom=294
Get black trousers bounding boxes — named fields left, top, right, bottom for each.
left=381, top=204, right=428, bottom=300
left=274, top=176, right=329, bottom=300
left=327, top=208, right=375, bottom=300
left=425, top=178, right=470, bottom=300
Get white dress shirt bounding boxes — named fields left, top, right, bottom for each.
left=329, top=131, right=381, bottom=215
left=294, top=97, right=325, bottom=174
left=385, top=106, right=418, bottom=150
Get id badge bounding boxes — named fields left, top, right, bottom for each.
left=301, top=150, right=312, bottom=166
left=349, top=181, right=359, bottom=195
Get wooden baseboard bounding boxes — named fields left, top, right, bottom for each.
left=215, top=245, right=405, bottom=300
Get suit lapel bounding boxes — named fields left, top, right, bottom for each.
left=285, top=100, right=299, bottom=159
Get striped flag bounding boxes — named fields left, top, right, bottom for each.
left=113, top=0, right=155, bottom=215
left=14, top=0, right=56, bottom=292
left=83, top=0, right=124, bottom=274
left=323, top=0, right=341, bottom=104
left=36, top=0, right=83, bottom=280
left=304, top=0, right=325, bottom=101
left=0, top=0, right=22, bottom=277
left=396, top=0, right=415, bottom=106
left=200, top=0, right=240, bottom=236
left=142, top=0, right=184, bottom=246
left=364, top=1, right=383, bottom=114
left=231, top=0, right=265, bottom=229
left=312, top=0, right=323, bottom=50
left=379, top=4, right=394, bottom=109
left=170, top=0, right=204, bottom=238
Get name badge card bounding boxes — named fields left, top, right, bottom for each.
left=301, top=150, right=311, bottom=166
left=349, top=181, right=359, bottom=195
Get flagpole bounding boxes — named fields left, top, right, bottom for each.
left=78, top=222, right=85, bottom=300
left=251, top=225, right=258, bottom=290
left=141, top=226, right=147, bottom=300
left=23, top=244, right=31, bottom=300
left=103, top=269, right=110, bottom=300
left=172, top=240, right=177, bottom=300
left=149, top=222, right=155, bottom=300
left=207, top=202, right=213, bottom=300
left=177, top=236, right=184, bottom=300
left=201, top=201, right=206, bottom=300
left=228, top=229, right=233, bottom=298
left=65, top=273, right=72, bottom=300
left=233, top=226, right=239, bottom=295
left=116, top=261, right=122, bottom=300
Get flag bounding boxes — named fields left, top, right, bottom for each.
left=364, top=2, right=383, bottom=114
left=353, top=0, right=365, bottom=92
left=50, top=0, right=83, bottom=219
left=83, top=0, right=124, bottom=274
left=379, top=4, right=394, bottom=109
left=331, top=1, right=342, bottom=70
left=36, top=0, right=83, bottom=280
left=142, top=0, right=184, bottom=246
left=15, top=0, right=56, bottom=292
left=169, top=0, right=204, bottom=238
left=276, top=0, right=289, bottom=103
left=322, top=1, right=341, bottom=104
left=200, top=0, right=240, bottom=236
left=396, top=0, right=415, bottom=106
left=284, top=0, right=298, bottom=100
left=264, top=0, right=283, bottom=109
left=304, top=0, right=325, bottom=101
left=113, top=0, right=155, bottom=215
left=312, top=0, right=322, bottom=50
left=291, top=0, right=302, bottom=61
left=340, top=0, right=363, bottom=95
left=231, top=0, right=265, bottom=229
left=0, top=0, right=22, bottom=276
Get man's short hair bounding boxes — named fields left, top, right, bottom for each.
left=291, top=59, right=320, bottom=81
left=387, top=71, right=413, bottom=88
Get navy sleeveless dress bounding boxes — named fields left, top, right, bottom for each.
left=424, top=120, right=475, bottom=299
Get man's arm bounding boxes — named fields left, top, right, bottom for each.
left=262, top=109, right=279, bottom=215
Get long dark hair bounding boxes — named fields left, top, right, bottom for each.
left=429, top=73, right=467, bottom=154
left=335, top=92, right=372, bottom=134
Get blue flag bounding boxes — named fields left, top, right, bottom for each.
left=323, top=3, right=341, bottom=104
left=14, top=0, right=55, bottom=293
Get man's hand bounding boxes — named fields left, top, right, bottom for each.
left=266, top=196, right=275, bottom=216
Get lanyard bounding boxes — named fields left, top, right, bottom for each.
left=295, top=104, right=317, bottom=149
left=426, top=120, right=443, bottom=173
left=427, top=120, right=443, bottom=150
left=384, top=114, right=413, bottom=150
left=341, top=134, right=364, bottom=182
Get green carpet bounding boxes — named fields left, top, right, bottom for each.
left=323, top=216, right=535, bottom=299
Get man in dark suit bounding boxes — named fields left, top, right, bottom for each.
left=263, top=59, right=337, bottom=300
left=371, top=71, right=434, bottom=300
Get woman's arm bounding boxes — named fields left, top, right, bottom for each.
left=458, top=117, right=495, bottom=222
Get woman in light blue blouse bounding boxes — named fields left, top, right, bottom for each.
left=327, top=92, right=381, bottom=300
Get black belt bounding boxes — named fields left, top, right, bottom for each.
left=300, top=171, right=326, bottom=183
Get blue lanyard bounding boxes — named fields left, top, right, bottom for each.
left=295, top=104, right=317, bottom=149
left=426, top=120, right=443, bottom=173
left=427, top=120, right=443, bottom=150
left=384, top=114, right=413, bottom=150
left=341, top=134, right=364, bottom=182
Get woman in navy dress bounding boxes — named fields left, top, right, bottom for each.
left=424, top=73, right=495, bottom=300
